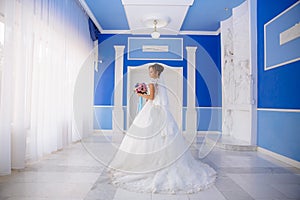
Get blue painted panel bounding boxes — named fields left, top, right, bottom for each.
left=128, top=37, right=183, bottom=60
left=264, top=1, right=300, bottom=69
left=197, top=108, right=222, bottom=131
left=94, top=63, right=115, bottom=105
left=257, top=0, right=300, bottom=109
left=93, top=107, right=113, bottom=130
left=258, top=110, right=300, bottom=161
left=95, top=34, right=129, bottom=105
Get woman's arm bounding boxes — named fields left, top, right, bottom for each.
left=137, top=83, right=155, bottom=100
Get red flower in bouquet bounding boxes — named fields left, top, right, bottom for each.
left=135, top=83, right=147, bottom=94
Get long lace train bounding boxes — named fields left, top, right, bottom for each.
left=108, top=78, right=217, bottom=194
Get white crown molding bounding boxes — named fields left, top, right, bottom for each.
left=78, top=0, right=103, bottom=32
left=99, top=29, right=221, bottom=36
left=100, top=30, right=132, bottom=34
left=121, top=0, right=194, bottom=6
left=179, top=29, right=220, bottom=36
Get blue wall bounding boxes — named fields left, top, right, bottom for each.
left=94, top=34, right=222, bottom=131
left=257, top=0, right=300, bottom=161
left=94, top=34, right=221, bottom=107
left=258, top=110, right=300, bottom=161
left=257, top=0, right=300, bottom=109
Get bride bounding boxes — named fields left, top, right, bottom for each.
left=108, top=63, right=216, bottom=194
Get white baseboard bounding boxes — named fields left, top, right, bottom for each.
left=93, top=129, right=113, bottom=134
left=257, top=147, right=300, bottom=169
left=197, top=131, right=221, bottom=135
left=95, top=130, right=221, bottom=135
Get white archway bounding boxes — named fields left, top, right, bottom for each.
left=126, top=63, right=183, bottom=130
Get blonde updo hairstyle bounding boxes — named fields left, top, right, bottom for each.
left=149, top=63, right=164, bottom=77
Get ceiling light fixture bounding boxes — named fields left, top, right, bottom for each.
left=151, top=20, right=160, bottom=39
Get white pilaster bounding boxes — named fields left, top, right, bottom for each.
left=113, top=46, right=125, bottom=134
left=185, top=46, right=197, bottom=141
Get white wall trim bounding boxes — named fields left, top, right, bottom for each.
left=99, top=30, right=221, bottom=36
left=93, top=129, right=113, bottom=134
left=264, top=1, right=300, bottom=71
left=121, top=0, right=194, bottom=6
left=101, top=30, right=131, bottom=34
left=179, top=30, right=220, bottom=36
left=78, top=0, right=103, bottom=32
left=95, top=106, right=222, bottom=108
left=265, top=1, right=300, bottom=26
left=265, top=58, right=300, bottom=71
left=257, top=147, right=300, bottom=169
left=195, top=107, right=222, bottom=109
left=197, top=131, right=221, bottom=135
left=94, top=105, right=128, bottom=108
left=257, top=108, right=300, bottom=113
left=95, top=130, right=220, bottom=135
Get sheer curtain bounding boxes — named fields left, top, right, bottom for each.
left=0, top=0, right=94, bottom=175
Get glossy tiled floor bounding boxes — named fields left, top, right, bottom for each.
left=0, top=137, right=300, bottom=200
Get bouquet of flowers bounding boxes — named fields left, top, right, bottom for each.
left=134, top=83, right=147, bottom=94
left=134, top=83, right=147, bottom=112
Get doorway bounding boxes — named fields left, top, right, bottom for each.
left=126, top=63, right=183, bottom=130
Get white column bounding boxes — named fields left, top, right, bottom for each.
left=113, top=46, right=125, bottom=134
left=185, top=46, right=197, bottom=141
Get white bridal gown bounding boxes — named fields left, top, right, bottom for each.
left=108, top=77, right=216, bottom=194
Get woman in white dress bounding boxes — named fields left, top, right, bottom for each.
left=108, top=63, right=216, bottom=194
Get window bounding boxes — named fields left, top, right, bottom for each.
left=0, top=14, right=4, bottom=107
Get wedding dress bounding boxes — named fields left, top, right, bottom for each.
left=108, top=77, right=216, bottom=194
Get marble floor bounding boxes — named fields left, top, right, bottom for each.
left=0, top=136, right=300, bottom=200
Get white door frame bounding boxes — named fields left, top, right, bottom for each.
left=126, top=63, right=183, bottom=130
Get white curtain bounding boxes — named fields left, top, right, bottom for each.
left=0, top=0, right=94, bottom=175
